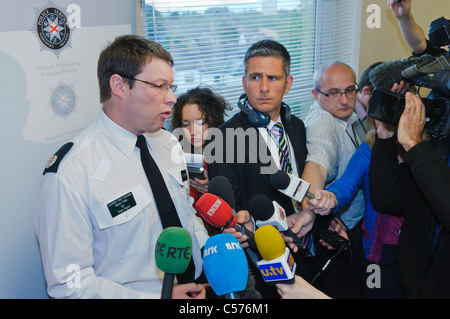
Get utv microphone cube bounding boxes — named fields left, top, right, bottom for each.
left=257, top=248, right=296, bottom=284
left=254, top=225, right=296, bottom=284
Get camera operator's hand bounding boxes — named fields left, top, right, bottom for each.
left=388, top=0, right=427, bottom=54
left=376, top=120, right=397, bottom=139
left=388, top=0, right=412, bottom=20
left=391, top=81, right=410, bottom=95
left=398, top=92, right=426, bottom=151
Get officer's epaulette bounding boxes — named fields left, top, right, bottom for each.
left=43, top=142, right=74, bottom=175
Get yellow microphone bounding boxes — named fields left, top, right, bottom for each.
left=254, top=225, right=296, bottom=284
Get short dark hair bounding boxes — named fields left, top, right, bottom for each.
left=244, top=39, right=291, bottom=77
left=171, top=85, right=231, bottom=131
left=97, top=34, right=173, bottom=103
left=359, top=61, right=383, bottom=89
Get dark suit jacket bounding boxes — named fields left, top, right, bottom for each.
left=370, top=136, right=450, bottom=298
left=206, top=108, right=307, bottom=215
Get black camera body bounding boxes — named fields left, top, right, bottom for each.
left=368, top=17, right=450, bottom=140
left=370, top=70, right=450, bottom=140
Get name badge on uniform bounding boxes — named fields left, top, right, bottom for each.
left=107, top=192, right=137, bottom=218
left=181, top=169, right=188, bottom=182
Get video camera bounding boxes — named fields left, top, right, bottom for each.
left=368, top=17, right=450, bottom=140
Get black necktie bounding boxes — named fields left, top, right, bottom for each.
left=136, top=135, right=195, bottom=283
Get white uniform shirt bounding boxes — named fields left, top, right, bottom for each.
left=35, top=110, right=209, bottom=299
left=304, top=101, right=364, bottom=229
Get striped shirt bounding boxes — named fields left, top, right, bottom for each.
left=304, top=101, right=364, bottom=229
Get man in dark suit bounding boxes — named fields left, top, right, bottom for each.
left=206, top=40, right=319, bottom=297
left=207, top=39, right=308, bottom=224
left=207, top=40, right=307, bottom=217
left=206, top=40, right=362, bottom=299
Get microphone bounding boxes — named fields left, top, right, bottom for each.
left=194, top=192, right=236, bottom=229
left=194, top=192, right=259, bottom=264
left=203, top=233, right=248, bottom=299
left=206, top=176, right=257, bottom=250
left=401, top=52, right=450, bottom=80
left=207, top=175, right=236, bottom=209
left=368, top=58, right=417, bottom=93
left=269, top=170, right=313, bottom=203
left=248, top=194, right=306, bottom=249
left=155, top=227, right=192, bottom=299
left=369, top=53, right=450, bottom=94
left=254, top=225, right=296, bottom=284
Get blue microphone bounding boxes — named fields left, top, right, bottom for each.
left=203, top=233, right=248, bottom=299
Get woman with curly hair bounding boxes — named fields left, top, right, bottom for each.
left=171, top=85, right=232, bottom=203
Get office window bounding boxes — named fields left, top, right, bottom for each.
left=141, top=0, right=361, bottom=121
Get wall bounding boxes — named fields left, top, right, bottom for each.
left=358, top=0, right=449, bottom=76
left=0, top=0, right=136, bottom=298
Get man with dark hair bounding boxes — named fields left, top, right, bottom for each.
left=207, top=40, right=343, bottom=298
left=355, top=61, right=383, bottom=135
left=35, top=35, right=208, bottom=299
left=207, top=39, right=306, bottom=226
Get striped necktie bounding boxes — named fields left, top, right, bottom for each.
left=271, top=122, right=292, bottom=173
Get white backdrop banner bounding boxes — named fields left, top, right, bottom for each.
left=0, top=0, right=135, bottom=298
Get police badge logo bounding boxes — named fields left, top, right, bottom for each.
left=45, top=155, right=58, bottom=169
left=31, top=1, right=73, bottom=57
left=49, top=84, right=77, bottom=117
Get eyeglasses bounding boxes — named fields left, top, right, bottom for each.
left=317, top=84, right=359, bottom=100
left=121, top=75, right=177, bottom=94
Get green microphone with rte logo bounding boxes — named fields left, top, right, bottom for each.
left=155, top=227, right=193, bottom=299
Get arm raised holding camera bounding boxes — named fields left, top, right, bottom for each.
left=388, top=0, right=427, bottom=54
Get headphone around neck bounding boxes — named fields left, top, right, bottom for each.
left=237, top=94, right=291, bottom=128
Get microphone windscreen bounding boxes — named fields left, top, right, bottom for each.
left=208, top=175, right=236, bottom=209
left=269, top=170, right=290, bottom=190
left=255, top=225, right=286, bottom=261
left=248, top=194, right=274, bottom=221
left=369, top=58, right=416, bottom=92
left=155, top=227, right=192, bottom=274
left=203, top=233, right=248, bottom=296
left=194, top=193, right=236, bottom=228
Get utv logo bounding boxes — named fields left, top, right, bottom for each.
left=31, top=2, right=73, bottom=57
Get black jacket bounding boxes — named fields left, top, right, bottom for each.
left=206, top=109, right=307, bottom=215
left=369, top=136, right=450, bottom=298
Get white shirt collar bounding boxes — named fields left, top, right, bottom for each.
left=97, top=110, right=138, bottom=159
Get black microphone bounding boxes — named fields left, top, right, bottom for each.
left=269, top=169, right=314, bottom=202
left=208, top=176, right=256, bottom=249
left=248, top=194, right=306, bottom=249
left=368, top=58, right=418, bottom=93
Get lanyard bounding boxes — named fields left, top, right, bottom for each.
left=345, top=124, right=359, bottom=150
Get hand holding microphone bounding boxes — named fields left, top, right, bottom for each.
left=306, top=189, right=338, bottom=216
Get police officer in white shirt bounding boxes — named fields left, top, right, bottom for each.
left=35, top=35, right=209, bottom=299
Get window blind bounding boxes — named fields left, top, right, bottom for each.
left=141, top=0, right=361, bottom=122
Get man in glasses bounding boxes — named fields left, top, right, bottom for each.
left=35, top=35, right=209, bottom=299
left=300, top=61, right=365, bottom=230
left=286, top=61, right=366, bottom=298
